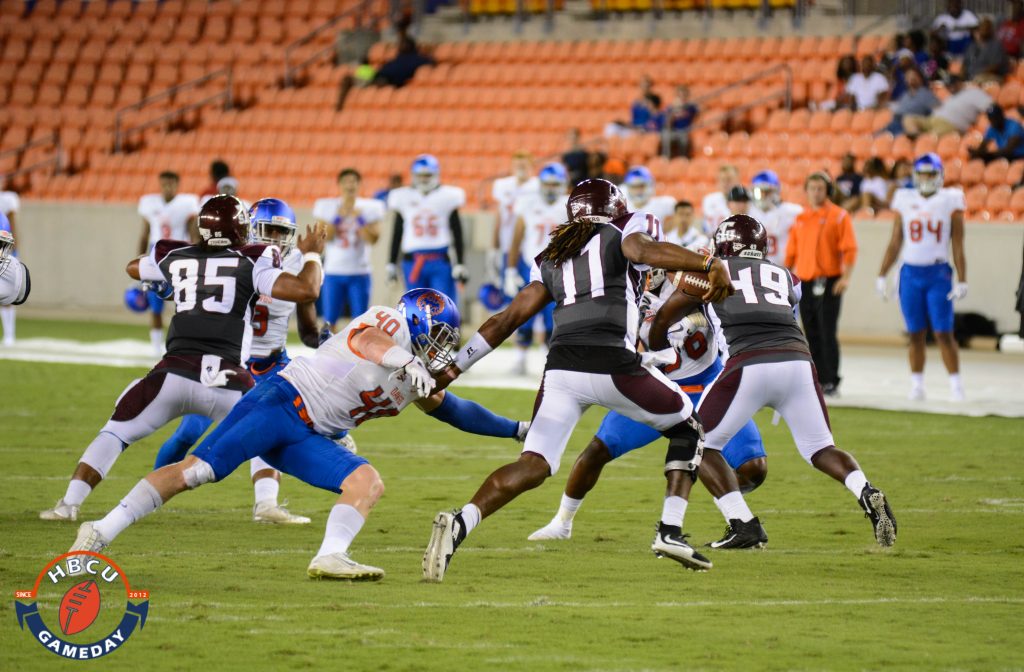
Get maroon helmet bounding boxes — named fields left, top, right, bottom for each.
left=714, top=214, right=767, bottom=259
left=566, top=178, right=628, bottom=225
left=197, top=195, right=250, bottom=249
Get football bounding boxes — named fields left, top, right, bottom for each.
left=59, top=580, right=101, bottom=636
left=676, top=271, right=712, bottom=299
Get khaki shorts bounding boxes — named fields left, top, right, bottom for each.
left=904, top=115, right=959, bottom=136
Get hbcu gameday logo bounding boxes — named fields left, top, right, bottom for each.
left=14, top=551, right=149, bottom=660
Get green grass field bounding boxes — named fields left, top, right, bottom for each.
left=2, top=357, right=1023, bottom=671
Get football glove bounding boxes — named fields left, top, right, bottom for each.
left=503, top=266, right=523, bottom=298
left=666, top=313, right=708, bottom=351
left=875, top=276, right=889, bottom=301
left=452, top=264, right=469, bottom=284
left=142, top=280, right=174, bottom=300
left=947, top=282, right=968, bottom=301
left=390, top=355, right=435, bottom=398
left=385, top=263, right=398, bottom=285
left=316, top=324, right=334, bottom=347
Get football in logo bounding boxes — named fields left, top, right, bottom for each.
left=59, top=580, right=101, bottom=636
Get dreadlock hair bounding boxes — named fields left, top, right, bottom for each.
left=540, top=219, right=601, bottom=266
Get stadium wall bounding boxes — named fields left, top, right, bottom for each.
left=14, top=202, right=1024, bottom=336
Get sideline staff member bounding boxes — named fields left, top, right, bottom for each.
left=785, top=172, right=858, bottom=396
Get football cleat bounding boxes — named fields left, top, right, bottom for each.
left=859, top=484, right=897, bottom=547
left=908, top=387, right=926, bottom=401
left=527, top=519, right=572, bottom=541
left=708, top=517, right=768, bottom=549
left=515, top=421, right=531, bottom=443
left=253, top=500, right=311, bottom=525
left=40, top=499, right=79, bottom=522
left=307, top=552, right=384, bottom=581
left=335, top=434, right=358, bottom=454
left=652, top=522, right=712, bottom=571
left=69, top=522, right=110, bottom=555
left=422, top=510, right=466, bottom=583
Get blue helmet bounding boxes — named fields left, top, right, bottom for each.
left=624, top=165, right=654, bottom=205
left=249, top=198, right=297, bottom=254
left=751, top=170, right=782, bottom=208
left=538, top=161, right=568, bottom=203
left=124, top=285, right=150, bottom=313
left=912, top=153, right=943, bottom=195
left=396, top=288, right=461, bottom=373
left=477, top=282, right=509, bottom=311
left=411, top=154, right=440, bottom=193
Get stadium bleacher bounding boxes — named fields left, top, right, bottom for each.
left=2, top=1, right=1024, bottom=221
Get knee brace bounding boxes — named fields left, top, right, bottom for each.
left=182, top=459, right=216, bottom=489
left=664, top=417, right=705, bottom=481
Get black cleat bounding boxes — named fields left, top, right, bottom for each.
left=708, top=517, right=768, bottom=549
left=652, top=522, right=712, bottom=571
left=859, top=484, right=897, bottom=547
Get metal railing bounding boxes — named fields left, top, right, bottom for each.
left=458, top=0, right=558, bottom=35
left=283, top=0, right=383, bottom=87
left=114, top=68, right=233, bottom=152
left=0, top=132, right=64, bottom=181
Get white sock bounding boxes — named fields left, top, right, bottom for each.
left=910, top=372, right=924, bottom=389
left=555, top=494, right=582, bottom=524
left=660, top=495, right=688, bottom=527
left=460, top=503, right=482, bottom=536
left=94, top=480, right=163, bottom=541
left=149, top=328, right=163, bottom=356
left=515, top=347, right=527, bottom=364
left=253, top=477, right=279, bottom=505
left=0, top=306, right=15, bottom=342
left=316, top=504, right=365, bottom=557
left=717, top=491, right=754, bottom=523
left=949, top=373, right=963, bottom=391
left=844, top=470, right=868, bottom=498
left=63, top=479, right=92, bottom=507
left=712, top=496, right=727, bottom=519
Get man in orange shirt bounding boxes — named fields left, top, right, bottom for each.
left=785, top=172, right=858, bottom=395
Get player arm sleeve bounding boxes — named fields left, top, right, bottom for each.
left=450, top=210, right=465, bottom=264
left=389, top=213, right=404, bottom=264
left=420, top=391, right=520, bottom=438
left=137, top=247, right=167, bottom=282
left=253, top=248, right=286, bottom=297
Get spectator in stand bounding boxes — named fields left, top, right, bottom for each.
left=562, top=128, right=590, bottom=185
left=883, top=69, right=940, bottom=135
left=834, top=55, right=859, bottom=110
left=602, top=156, right=627, bottom=184
left=858, top=157, right=891, bottom=213
left=888, top=158, right=914, bottom=203
left=998, top=0, right=1024, bottom=59
left=969, top=104, right=1024, bottom=162
left=200, top=160, right=230, bottom=202
left=835, top=153, right=864, bottom=212
left=908, top=30, right=930, bottom=66
left=846, top=55, right=890, bottom=110
left=921, top=34, right=951, bottom=81
left=664, top=85, right=698, bottom=156
left=785, top=172, right=858, bottom=396
left=373, top=37, right=434, bottom=88
left=630, top=76, right=664, bottom=133
left=903, top=74, right=993, bottom=137
left=964, top=17, right=1009, bottom=83
left=932, top=0, right=980, bottom=56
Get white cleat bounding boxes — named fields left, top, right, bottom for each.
left=307, top=552, right=384, bottom=581
left=950, top=387, right=966, bottom=403
left=70, top=522, right=110, bottom=555
left=336, top=434, right=358, bottom=454
left=253, top=500, right=311, bottom=525
left=908, top=387, right=925, bottom=401
left=527, top=520, right=572, bottom=541
left=515, top=421, right=531, bottom=443
left=423, top=510, right=463, bottom=583
left=510, top=359, right=527, bottom=376
left=40, top=499, right=79, bottom=522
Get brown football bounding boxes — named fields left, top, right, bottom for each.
left=677, top=271, right=712, bottom=298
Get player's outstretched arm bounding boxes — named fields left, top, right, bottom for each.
left=449, top=281, right=553, bottom=377
left=269, top=222, right=327, bottom=304
left=414, top=390, right=523, bottom=439
left=295, top=299, right=320, bottom=349
left=621, top=232, right=734, bottom=302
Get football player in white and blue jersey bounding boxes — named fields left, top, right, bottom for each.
left=528, top=249, right=766, bottom=544
left=0, top=181, right=20, bottom=344
left=878, top=153, right=968, bottom=401
left=489, top=151, right=539, bottom=283
left=751, top=170, right=802, bottom=267
left=313, top=168, right=385, bottom=329
left=503, top=162, right=568, bottom=374
left=386, top=155, right=468, bottom=302
left=154, top=198, right=321, bottom=524
left=71, top=289, right=528, bottom=581
left=622, top=165, right=676, bottom=225
left=0, top=226, right=29, bottom=307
